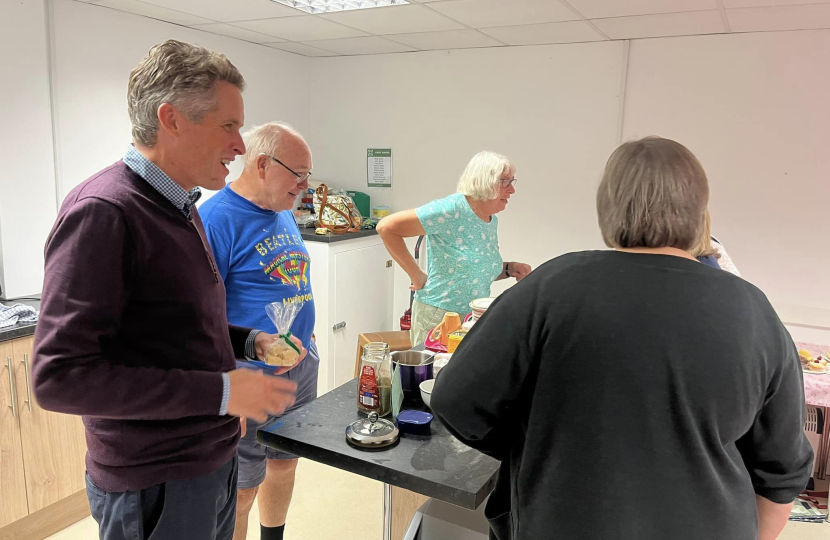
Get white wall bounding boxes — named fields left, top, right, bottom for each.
left=306, top=43, right=627, bottom=323
left=0, top=0, right=312, bottom=297
left=305, top=32, right=829, bottom=342
left=622, top=30, right=830, bottom=343
left=0, top=0, right=58, bottom=298
left=51, top=0, right=311, bottom=201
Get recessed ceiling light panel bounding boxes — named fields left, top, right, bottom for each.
left=272, top=0, right=410, bottom=14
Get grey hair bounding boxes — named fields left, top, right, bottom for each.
left=689, top=208, right=718, bottom=258
left=596, top=137, right=709, bottom=251
left=127, top=40, right=245, bottom=147
left=242, top=122, right=308, bottom=170
left=456, top=151, right=515, bottom=201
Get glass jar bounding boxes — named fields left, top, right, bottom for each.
left=357, top=342, right=392, bottom=416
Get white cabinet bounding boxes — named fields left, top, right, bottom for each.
left=306, top=234, right=395, bottom=394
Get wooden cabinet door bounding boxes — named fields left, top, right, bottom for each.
left=391, top=486, right=430, bottom=540
left=0, top=340, right=29, bottom=527
left=13, top=336, right=87, bottom=513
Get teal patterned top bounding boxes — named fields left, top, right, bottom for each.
left=415, top=193, right=503, bottom=315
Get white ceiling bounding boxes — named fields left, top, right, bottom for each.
left=76, top=0, right=830, bottom=56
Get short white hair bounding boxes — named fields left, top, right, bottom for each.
left=456, top=151, right=515, bottom=201
left=242, top=122, right=308, bottom=170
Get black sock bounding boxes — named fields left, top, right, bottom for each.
left=261, top=524, right=285, bottom=540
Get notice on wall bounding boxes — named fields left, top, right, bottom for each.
left=367, top=148, right=392, bottom=189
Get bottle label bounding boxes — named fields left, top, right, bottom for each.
left=359, top=365, right=379, bottom=410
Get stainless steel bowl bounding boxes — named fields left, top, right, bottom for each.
left=391, top=350, right=435, bottom=403
left=390, top=350, right=435, bottom=366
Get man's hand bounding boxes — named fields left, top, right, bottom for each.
left=226, top=369, right=297, bottom=423
left=254, top=332, right=307, bottom=374
left=508, top=262, right=532, bottom=282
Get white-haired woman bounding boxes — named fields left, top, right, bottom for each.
left=377, top=151, right=532, bottom=347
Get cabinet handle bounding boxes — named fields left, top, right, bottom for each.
left=6, top=357, right=17, bottom=418
left=332, top=321, right=346, bottom=332
left=21, top=353, right=32, bottom=412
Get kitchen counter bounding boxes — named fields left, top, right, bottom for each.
left=258, top=378, right=499, bottom=510
left=0, top=298, right=40, bottom=343
left=299, top=227, right=378, bottom=243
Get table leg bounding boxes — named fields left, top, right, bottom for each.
left=817, top=406, right=830, bottom=480
left=383, top=482, right=393, bottom=540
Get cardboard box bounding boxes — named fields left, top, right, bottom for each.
left=354, top=331, right=412, bottom=378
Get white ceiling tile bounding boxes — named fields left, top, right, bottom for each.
left=727, top=4, right=830, bottom=31
left=139, top=0, right=300, bottom=23
left=592, top=10, right=725, bottom=39
left=565, top=0, right=717, bottom=19
left=235, top=16, right=368, bottom=41
left=480, top=21, right=606, bottom=45
left=302, top=36, right=417, bottom=54
left=91, top=0, right=214, bottom=25
left=263, top=42, right=340, bottom=56
left=320, top=4, right=465, bottom=34
left=189, top=22, right=285, bottom=43
left=387, top=29, right=503, bottom=49
left=430, top=0, right=580, bottom=29
left=722, top=0, right=830, bottom=7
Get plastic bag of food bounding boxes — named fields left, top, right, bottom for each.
left=263, top=302, right=303, bottom=366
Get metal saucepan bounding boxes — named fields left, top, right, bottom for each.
left=391, top=350, right=435, bottom=403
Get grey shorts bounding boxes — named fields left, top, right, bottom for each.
left=236, top=340, right=319, bottom=489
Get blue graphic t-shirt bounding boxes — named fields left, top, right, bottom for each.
left=200, top=185, right=315, bottom=347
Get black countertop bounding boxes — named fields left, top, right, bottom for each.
left=0, top=298, right=39, bottom=343
left=299, top=227, right=378, bottom=243
left=258, top=379, right=499, bottom=510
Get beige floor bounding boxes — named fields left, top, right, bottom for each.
left=46, top=461, right=826, bottom=540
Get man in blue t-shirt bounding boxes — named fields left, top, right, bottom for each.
left=200, top=123, right=317, bottom=540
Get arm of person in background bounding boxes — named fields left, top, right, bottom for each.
left=33, top=198, right=298, bottom=423
left=376, top=209, right=428, bottom=290
left=430, top=274, right=541, bottom=460
left=495, top=261, right=532, bottom=282
left=756, top=495, right=794, bottom=540
left=712, top=238, right=741, bottom=277
left=735, top=326, right=813, bottom=540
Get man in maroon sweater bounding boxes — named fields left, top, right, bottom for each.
left=32, top=40, right=303, bottom=540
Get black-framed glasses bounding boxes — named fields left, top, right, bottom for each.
left=500, top=177, right=518, bottom=189
left=261, top=153, right=312, bottom=183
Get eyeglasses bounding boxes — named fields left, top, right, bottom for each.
left=260, top=153, right=312, bottom=183
left=500, top=177, right=518, bottom=189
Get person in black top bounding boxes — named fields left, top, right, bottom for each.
left=431, top=137, right=813, bottom=540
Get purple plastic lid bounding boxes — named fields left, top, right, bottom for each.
left=397, top=410, right=433, bottom=425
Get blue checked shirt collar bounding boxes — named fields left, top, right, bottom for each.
left=123, top=145, right=201, bottom=218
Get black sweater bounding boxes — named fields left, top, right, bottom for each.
left=432, top=251, right=813, bottom=540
